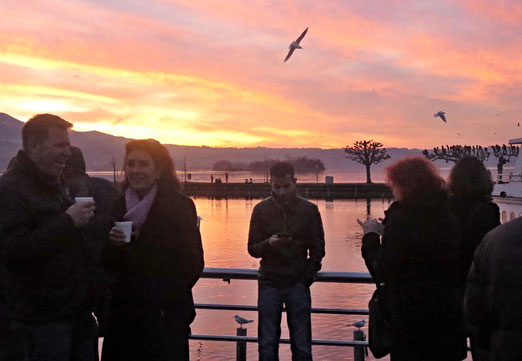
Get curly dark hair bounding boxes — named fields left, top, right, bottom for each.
left=386, top=157, right=445, bottom=202
left=122, top=139, right=181, bottom=192
left=448, top=156, right=493, bottom=200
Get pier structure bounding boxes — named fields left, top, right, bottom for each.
left=182, top=182, right=393, bottom=199
left=192, top=268, right=372, bottom=361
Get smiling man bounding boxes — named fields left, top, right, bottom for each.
left=248, top=161, right=325, bottom=361
left=0, top=114, right=99, bottom=361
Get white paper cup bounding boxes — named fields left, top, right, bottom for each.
left=114, top=221, right=133, bottom=243
left=75, top=197, right=94, bottom=204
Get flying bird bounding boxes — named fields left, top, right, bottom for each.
left=284, top=27, right=308, bottom=62
left=348, top=320, right=366, bottom=329
left=434, top=111, right=447, bottom=123
left=234, top=315, right=254, bottom=328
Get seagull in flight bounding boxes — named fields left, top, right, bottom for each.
left=234, top=315, right=254, bottom=328
left=284, top=27, right=308, bottom=62
left=434, top=111, right=447, bottom=123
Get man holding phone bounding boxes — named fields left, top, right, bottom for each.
left=248, top=162, right=325, bottom=361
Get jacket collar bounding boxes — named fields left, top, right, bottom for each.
left=12, top=150, right=69, bottom=193
left=270, top=190, right=298, bottom=211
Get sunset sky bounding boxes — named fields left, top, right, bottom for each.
left=1, top=0, right=521, bottom=148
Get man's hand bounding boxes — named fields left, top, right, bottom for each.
left=268, top=233, right=292, bottom=247
left=66, top=201, right=95, bottom=228
left=357, top=218, right=384, bottom=236
left=108, top=227, right=128, bottom=246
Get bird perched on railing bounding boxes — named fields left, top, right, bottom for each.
left=234, top=315, right=254, bottom=328
left=348, top=320, right=366, bottom=330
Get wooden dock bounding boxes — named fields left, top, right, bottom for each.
left=182, top=182, right=393, bottom=199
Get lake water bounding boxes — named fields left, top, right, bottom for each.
left=189, top=197, right=388, bottom=361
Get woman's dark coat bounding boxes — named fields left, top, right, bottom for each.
left=362, top=193, right=467, bottom=360
left=449, top=196, right=500, bottom=282
left=101, top=184, right=204, bottom=361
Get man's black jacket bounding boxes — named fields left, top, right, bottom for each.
left=0, top=150, right=97, bottom=322
left=248, top=194, right=325, bottom=288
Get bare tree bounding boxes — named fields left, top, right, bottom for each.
left=490, top=144, right=519, bottom=181
left=345, top=140, right=390, bottom=183
left=422, top=145, right=491, bottom=163
left=110, top=156, right=118, bottom=183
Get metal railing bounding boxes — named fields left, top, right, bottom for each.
left=190, top=267, right=374, bottom=359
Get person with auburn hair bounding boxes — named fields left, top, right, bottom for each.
left=359, top=157, right=466, bottom=361
left=101, top=139, right=204, bottom=361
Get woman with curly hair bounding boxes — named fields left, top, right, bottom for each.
left=359, top=157, right=466, bottom=361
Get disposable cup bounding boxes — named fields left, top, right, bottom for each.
left=75, top=197, right=94, bottom=204
left=114, top=221, right=133, bottom=243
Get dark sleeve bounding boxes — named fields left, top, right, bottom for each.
left=0, top=187, right=78, bottom=267
left=303, top=204, right=325, bottom=284
left=248, top=205, right=270, bottom=258
left=361, top=232, right=382, bottom=283
left=464, top=235, right=491, bottom=358
left=100, top=196, right=127, bottom=274
left=176, top=198, right=204, bottom=289
left=471, top=202, right=500, bottom=241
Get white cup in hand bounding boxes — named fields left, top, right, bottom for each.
left=114, top=221, right=133, bottom=243
left=75, top=197, right=94, bottom=204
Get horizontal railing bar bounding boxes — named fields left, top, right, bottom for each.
left=195, top=303, right=369, bottom=315
left=189, top=334, right=368, bottom=347
left=201, top=268, right=374, bottom=284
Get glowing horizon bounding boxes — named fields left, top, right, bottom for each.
left=1, top=0, right=521, bottom=148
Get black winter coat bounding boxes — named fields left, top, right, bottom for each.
left=248, top=194, right=325, bottom=288
left=449, top=195, right=500, bottom=282
left=362, top=193, right=467, bottom=360
left=0, top=150, right=98, bottom=322
left=101, top=184, right=204, bottom=361
left=464, top=217, right=522, bottom=361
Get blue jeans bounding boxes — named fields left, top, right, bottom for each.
left=12, top=313, right=98, bottom=361
left=258, top=283, right=312, bottom=361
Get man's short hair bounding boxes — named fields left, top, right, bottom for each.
left=270, top=161, right=295, bottom=179
left=22, top=114, right=73, bottom=150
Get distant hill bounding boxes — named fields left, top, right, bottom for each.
left=0, top=113, right=511, bottom=173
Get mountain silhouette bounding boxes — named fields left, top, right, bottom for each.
left=0, top=113, right=432, bottom=172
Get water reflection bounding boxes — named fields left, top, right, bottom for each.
left=190, top=198, right=388, bottom=360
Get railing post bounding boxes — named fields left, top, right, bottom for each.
left=353, top=329, right=365, bottom=361
left=236, top=327, right=247, bottom=361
